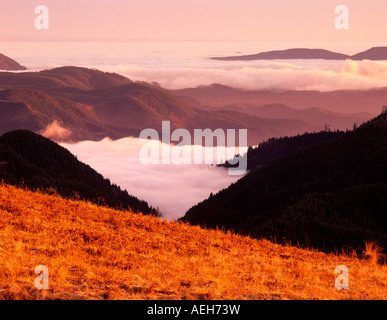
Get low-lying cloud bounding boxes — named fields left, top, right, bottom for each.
left=102, top=59, right=387, bottom=91
left=61, top=137, right=242, bottom=221
left=40, top=121, right=72, bottom=141
left=9, top=42, right=387, bottom=92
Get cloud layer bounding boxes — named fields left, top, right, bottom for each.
left=8, top=42, right=387, bottom=92
left=61, top=137, right=242, bottom=221
left=40, top=121, right=72, bottom=141
left=104, top=59, right=387, bottom=91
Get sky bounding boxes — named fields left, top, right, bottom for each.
left=1, top=0, right=386, bottom=42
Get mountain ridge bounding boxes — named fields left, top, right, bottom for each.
left=173, top=84, right=386, bottom=116
left=0, top=66, right=316, bottom=145
left=212, top=46, right=387, bottom=61
left=0, top=66, right=132, bottom=90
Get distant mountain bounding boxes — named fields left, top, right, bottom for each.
left=0, top=89, right=134, bottom=141
left=198, top=103, right=371, bottom=132
left=211, top=47, right=387, bottom=61
left=79, top=83, right=198, bottom=131
left=182, top=111, right=387, bottom=254
left=351, top=47, right=387, bottom=61
left=0, top=53, right=26, bottom=71
left=0, top=130, right=157, bottom=215
left=0, top=66, right=377, bottom=146
left=0, top=66, right=132, bottom=90
left=173, top=84, right=385, bottom=116
left=69, top=83, right=311, bottom=146
left=240, top=104, right=366, bottom=123
left=212, top=48, right=350, bottom=61
left=0, top=67, right=313, bottom=145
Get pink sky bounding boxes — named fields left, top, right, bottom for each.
left=0, top=0, right=386, bottom=42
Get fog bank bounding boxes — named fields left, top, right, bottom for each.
left=61, top=137, right=242, bottom=220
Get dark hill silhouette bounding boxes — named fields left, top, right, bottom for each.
left=182, top=111, right=387, bottom=254
left=212, top=48, right=350, bottom=61
left=0, top=130, right=157, bottom=215
left=0, top=53, right=26, bottom=71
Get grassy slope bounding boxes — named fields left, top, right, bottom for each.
left=0, top=183, right=385, bottom=300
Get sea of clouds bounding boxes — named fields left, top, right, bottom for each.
left=103, top=58, right=387, bottom=92
left=61, top=137, right=243, bottom=220
left=4, top=41, right=387, bottom=91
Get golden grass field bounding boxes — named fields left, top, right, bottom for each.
left=0, top=183, right=385, bottom=300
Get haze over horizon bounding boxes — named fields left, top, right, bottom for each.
left=3, top=42, right=387, bottom=96
left=1, top=0, right=386, bottom=42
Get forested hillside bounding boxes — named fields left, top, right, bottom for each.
left=0, top=89, right=133, bottom=140
left=0, top=130, right=157, bottom=215
left=221, top=130, right=346, bottom=171
left=183, top=112, right=387, bottom=254
left=0, top=66, right=318, bottom=145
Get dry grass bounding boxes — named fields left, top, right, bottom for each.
left=0, top=183, right=386, bottom=300
left=363, top=241, right=386, bottom=266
